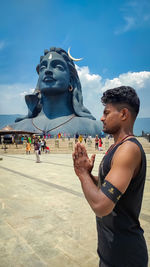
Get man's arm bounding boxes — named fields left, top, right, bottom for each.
left=73, top=141, right=141, bottom=217
left=90, top=174, right=99, bottom=186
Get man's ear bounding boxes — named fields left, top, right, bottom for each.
left=120, top=108, right=129, bottom=121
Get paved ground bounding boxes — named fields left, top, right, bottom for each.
left=0, top=152, right=150, bottom=267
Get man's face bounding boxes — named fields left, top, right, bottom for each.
left=37, top=52, right=70, bottom=95
left=101, top=104, right=122, bottom=134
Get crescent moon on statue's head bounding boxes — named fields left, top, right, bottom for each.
left=68, top=47, right=83, bottom=62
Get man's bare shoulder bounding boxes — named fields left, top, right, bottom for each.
left=112, top=138, right=141, bottom=167
left=118, top=139, right=141, bottom=153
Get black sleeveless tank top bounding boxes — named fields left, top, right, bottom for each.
left=96, top=138, right=148, bottom=267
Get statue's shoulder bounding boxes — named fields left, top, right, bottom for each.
left=9, top=114, right=102, bottom=136
left=10, top=117, right=33, bottom=130
left=72, top=116, right=102, bottom=132
left=73, top=116, right=101, bottom=125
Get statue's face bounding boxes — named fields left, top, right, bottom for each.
left=37, top=52, right=70, bottom=95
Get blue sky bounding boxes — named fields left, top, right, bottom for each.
left=0, top=0, right=150, bottom=119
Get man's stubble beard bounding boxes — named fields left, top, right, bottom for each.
left=103, top=124, right=121, bottom=135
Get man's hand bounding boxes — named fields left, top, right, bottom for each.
left=72, top=143, right=96, bottom=179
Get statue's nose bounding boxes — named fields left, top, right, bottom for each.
left=45, top=69, right=53, bottom=75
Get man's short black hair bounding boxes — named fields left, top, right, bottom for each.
left=101, top=86, right=140, bottom=118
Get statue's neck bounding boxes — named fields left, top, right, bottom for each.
left=41, top=92, right=74, bottom=119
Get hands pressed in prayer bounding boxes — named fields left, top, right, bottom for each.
left=72, top=143, right=96, bottom=179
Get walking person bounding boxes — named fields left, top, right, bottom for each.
left=34, top=139, right=41, bottom=163
left=95, top=135, right=99, bottom=150
left=26, top=141, right=31, bottom=154
left=79, top=134, right=83, bottom=143
left=38, top=139, right=42, bottom=155
left=72, top=86, right=148, bottom=267
left=41, top=139, right=46, bottom=152
left=83, top=134, right=87, bottom=143
left=98, top=137, right=103, bottom=151
left=75, top=132, right=79, bottom=143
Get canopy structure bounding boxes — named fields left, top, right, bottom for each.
left=0, top=125, right=37, bottom=135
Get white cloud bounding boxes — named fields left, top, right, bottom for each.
left=76, top=66, right=150, bottom=119
left=100, top=71, right=150, bottom=91
left=0, top=69, right=150, bottom=119
left=20, top=88, right=35, bottom=97
left=76, top=65, right=103, bottom=93
left=76, top=65, right=103, bottom=119
left=115, top=16, right=135, bottom=34
left=0, top=83, right=35, bottom=114
left=20, top=91, right=28, bottom=97
left=115, top=1, right=150, bottom=34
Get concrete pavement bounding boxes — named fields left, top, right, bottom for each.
left=0, top=152, right=150, bottom=267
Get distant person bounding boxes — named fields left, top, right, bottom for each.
left=26, top=141, right=31, bottom=154
left=72, top=86, right=148, bottom=267
left=98, top=137, right=103, bottom=151
left=34, top=139, right=41, bottom=163
left=38, top=139, right=42, bottom=155
left=58, top=133, right=61, bottom=139
left=28, top=136, right=32, bottom=144
left=95, top=135, right=99, bottom=150
left=41, top=139, right=46, bottom=152
left=12, top=135, right=15, bottom=144
left=84, top=134, right=87, bottom=143
left=79, top=134, right=83, bottom=143
left=45, top=145, right=50, bottom=153
left=75, top=132, right=79, bottom=143
left=21, top=136, right=24, bottom=144
left=44, top=139, right=46, bottom=150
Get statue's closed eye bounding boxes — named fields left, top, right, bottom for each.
left=55, top=64, right=65, bottom=71
left=40, top=65, right=46, bottom=71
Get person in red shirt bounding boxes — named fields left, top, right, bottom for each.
left=98, top=137, right=103, bottom=151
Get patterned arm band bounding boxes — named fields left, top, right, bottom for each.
left=101, top=180, right=122, bottom=204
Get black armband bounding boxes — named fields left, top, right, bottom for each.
left=101, top=180, right=122, bottom=204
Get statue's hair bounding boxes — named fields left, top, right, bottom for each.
left=36, top=47, right=95, bottom=120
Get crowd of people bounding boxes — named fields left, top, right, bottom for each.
left=24, top=133, right=104, bottom=163
left=2, top=133, right=104, bottom=163
left=74, top=133, right=103, bottom=150
left=25, top=136, right=50, bottom=162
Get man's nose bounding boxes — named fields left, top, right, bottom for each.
left=100, top=115, right=104, bottom=122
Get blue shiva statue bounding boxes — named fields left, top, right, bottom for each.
left=11, top=47, right=102, bottom=136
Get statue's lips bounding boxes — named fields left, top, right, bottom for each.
left=43, top=77, right=56, bottom=82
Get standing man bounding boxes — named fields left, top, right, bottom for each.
left=34, top=138, right=41, bottom=163
left=73, top=86, right=148, bottom=267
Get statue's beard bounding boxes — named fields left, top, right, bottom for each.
left=41, top=88, right=67, bottom=96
